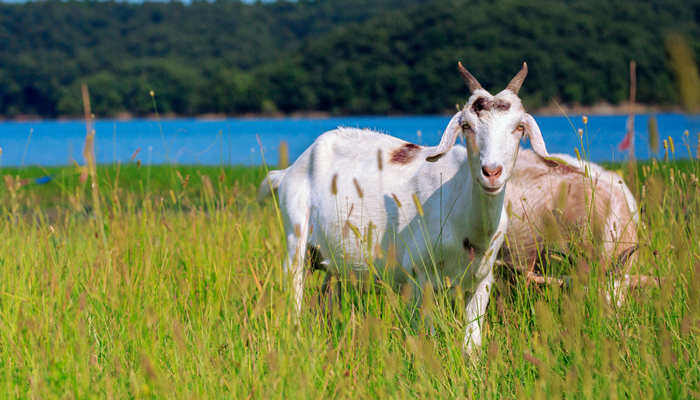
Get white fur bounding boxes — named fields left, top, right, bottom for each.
left=260, top=66, right=549, bottom=354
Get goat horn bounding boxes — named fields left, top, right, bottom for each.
left=505, top=62, right=528, bottom=94
left=457, top=61, right=483, bottom=92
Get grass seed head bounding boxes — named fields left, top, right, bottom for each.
left=555, top=181, right=569, bottom=211
left=400, top=283, right=413, bottom=304
left=668, top=136, right=675, bottom=154
left=330, top=173, right=338, bottom=195
left=386, top=242, right=398, bottom=268
left=344, top=220, right=361, bottom=240
left=412, top=193, right=423, bottom=216
left=363, top=221, right=376, bottom=250
left=420, top=282, right=434, bottom=318
left=391, top=193, right=402, bottom=208
left=278, top=141, right=289, bottom=169
left=648, top=116, right=659, bottom=155
left=353, top=178, right=364, bottom=198
left=373, top=242, right=383, bottom=259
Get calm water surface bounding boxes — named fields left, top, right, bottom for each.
left=0, top=114, right=697, bottom=166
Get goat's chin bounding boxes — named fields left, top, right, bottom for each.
left=479, top=183, right=504, bottom=196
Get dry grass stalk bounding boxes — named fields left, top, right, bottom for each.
left=278, top=141, right=289, bottom=169
left=666, top=33, right=700, bottom=112
left=648, top=116, right=659, bottom=155
left=81, top=83, right=107, bottom=248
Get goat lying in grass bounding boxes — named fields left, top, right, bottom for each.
left=502, top=149, right=639, bottom=302
left=259, top=62, right=551, bottom=354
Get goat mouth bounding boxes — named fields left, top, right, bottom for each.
left=480, top=183, right=503, bottom=195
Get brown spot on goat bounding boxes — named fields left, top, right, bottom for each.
left=494, top=99, right=511, bottom=111
left=544, top=160, right=583, bottom=175
left=472, top=97, right=489, bottom=114
left=390, top=143, right=421, bottom=164
left=471, top=97, right=511, bottom=115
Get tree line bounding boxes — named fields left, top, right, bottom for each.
left=0, top=0, right=697, bottom=118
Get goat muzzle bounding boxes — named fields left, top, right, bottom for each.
left=482, top=165, right=503, bottom=185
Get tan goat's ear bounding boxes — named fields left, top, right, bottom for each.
left=426, top=112, right=462, bottom=162
left=522, top=113, right=551, bottom=160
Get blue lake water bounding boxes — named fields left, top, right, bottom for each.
left=0, top=114, right=697, bottom=167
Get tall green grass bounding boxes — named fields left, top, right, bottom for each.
left=0, top=156, right=696, bottom=398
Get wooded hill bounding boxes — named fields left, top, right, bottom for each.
left=0, top=0, right=697, bottom=117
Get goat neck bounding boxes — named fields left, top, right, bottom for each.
left=466, top=172, right=506, bottom=247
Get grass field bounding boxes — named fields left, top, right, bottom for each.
left=0, top=156, right=697, bottom=398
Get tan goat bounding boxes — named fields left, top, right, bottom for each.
left=502, top=149, right=639, bottom=298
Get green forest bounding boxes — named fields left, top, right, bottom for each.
left=0, top=0, right=697, bottom=118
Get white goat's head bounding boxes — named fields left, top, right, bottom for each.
left=427, top=62, right=550, bottom=195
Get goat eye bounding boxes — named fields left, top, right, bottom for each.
left=461, top=123, right=472, bottom=132
left=514, top=124, right=525, bottom=134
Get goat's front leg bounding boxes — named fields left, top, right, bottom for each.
left=463, top=270, right=494, bottom=355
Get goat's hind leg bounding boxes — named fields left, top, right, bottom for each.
left=283, top=213, right=311, bottom=316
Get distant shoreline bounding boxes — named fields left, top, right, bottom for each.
left=532, top=102, right=687, bottom=117
left=0, top=103, right=690, bottom=123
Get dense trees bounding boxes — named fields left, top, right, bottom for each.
left=0, top=0, right=697, bottom=117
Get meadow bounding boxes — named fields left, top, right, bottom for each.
left=0, top=153, right=697, bottom=398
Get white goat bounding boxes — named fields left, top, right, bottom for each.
left=259, top=62, right=551, bottom=353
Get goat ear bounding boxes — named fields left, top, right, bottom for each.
left=522, top=113, right=550, bottom=159
left=426, top=112, right=462, bottom=162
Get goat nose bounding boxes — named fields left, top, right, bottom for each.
left=481, top=165, right=503, bottom=179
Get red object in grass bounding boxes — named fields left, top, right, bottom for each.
left=619, top=131, right=632, bottom=151
left=618, top=114, right=634, bottom=151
